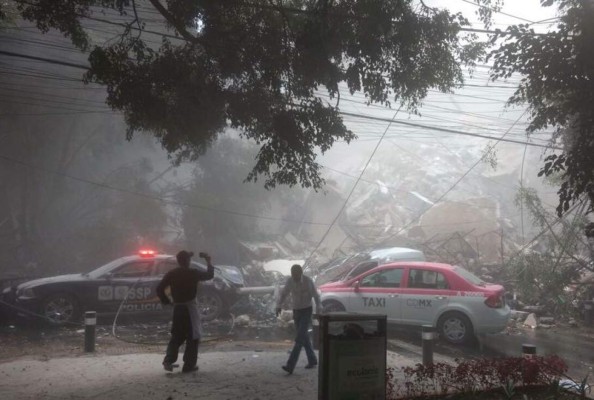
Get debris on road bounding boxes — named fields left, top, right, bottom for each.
left=524, top=313, right=539, bottom=329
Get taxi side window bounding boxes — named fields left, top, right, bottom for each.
left=156, top=261, right=178, bottom=275
left=360, top=269, right=403, bottom=288
left=112, top=261, right=152, bottom=278
left=408, top=269, right=449, bottom=290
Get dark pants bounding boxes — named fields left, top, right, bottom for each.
left=163, top=305, right=199, bottom=370
left=286, top=306, right=317, bottom=372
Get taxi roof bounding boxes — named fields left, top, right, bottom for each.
left=379, top=261, right=457, bottom=271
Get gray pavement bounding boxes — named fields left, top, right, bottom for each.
left=0, top=349, right=423, bottom=400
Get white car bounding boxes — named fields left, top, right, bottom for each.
left=319, top=261, right=510, bottom=344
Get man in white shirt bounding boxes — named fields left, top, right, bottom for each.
left=275, top=264, right=322, bottom=374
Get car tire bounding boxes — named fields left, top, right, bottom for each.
left=42, top=293, right=80, bottom=325
left=322, top=300, right=345, bottom=313
left=437, top=311, right=474, bottom=345
left=197, top=289, right=224, bottom=321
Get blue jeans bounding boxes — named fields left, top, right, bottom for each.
left=286, top=306, right=317, bottom=371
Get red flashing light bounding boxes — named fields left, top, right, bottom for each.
left=139, top=249, right=157, bottom=257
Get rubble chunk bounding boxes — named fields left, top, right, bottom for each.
left=524, top=313, right=538, bottom=329
left=278, top=310, right=293, bottom=323
left=522, top=305, right=545, bottom=314
left=510, top=310, right=529, bottom=321
left=235, top=315, right=251, bottom=327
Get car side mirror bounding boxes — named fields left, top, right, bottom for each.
left=353, top=280, right=360, bottom=292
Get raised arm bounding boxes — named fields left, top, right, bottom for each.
left=195, top=253, right=215, bottom=281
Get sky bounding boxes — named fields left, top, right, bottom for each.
left=430, top=0, right=559, bottom=30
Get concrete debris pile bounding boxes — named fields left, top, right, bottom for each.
left=506, top=311, right=563, bottom=332
left=230, top=294, right=278, bottom=329
left=241, top=262, right=285, bottom=287
left=276, top=310, right=294, bottom=329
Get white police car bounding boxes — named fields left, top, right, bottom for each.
left=319, top=261, right=510, bottom=344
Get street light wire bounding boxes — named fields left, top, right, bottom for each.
left=378, top=109, right=529, bottom=246
left=305, top=106, right=403, bottom=264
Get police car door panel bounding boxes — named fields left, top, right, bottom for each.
left=351, top=268, right=403, bottom=322
left=98, top=261, right=156, bottom=313
left=400, top=269, right=451, bottom=325
left=76, top=281, right=110, bottom=313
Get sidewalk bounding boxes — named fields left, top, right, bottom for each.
left=0, top=349, right=421, bottom=399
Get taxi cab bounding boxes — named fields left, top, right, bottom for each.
left=1, top=250, right=244, bottom=324
left=319, top=261, right=510, bottom=344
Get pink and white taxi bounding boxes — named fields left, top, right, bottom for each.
left=318, top=262, right=510, bottom=344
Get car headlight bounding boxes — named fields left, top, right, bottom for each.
left=17, top=287, right=36, bottom=299
left=213, top=279, right=225, bottom=290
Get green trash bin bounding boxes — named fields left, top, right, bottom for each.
left=318, top=313, right=387, bottom=400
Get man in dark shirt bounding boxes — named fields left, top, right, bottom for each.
left=157, top=250, right=214, bottom=373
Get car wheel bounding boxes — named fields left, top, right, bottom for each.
left=437, top=312, right=474, bottom=345
left=322, top=300, right=345, bottom=313
left=198, top=290, right=224, bottom=321
left=42, top=293, right=80, bottom=325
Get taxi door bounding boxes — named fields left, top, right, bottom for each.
left=349, top=267, right=403, bottom=322
left=400, top=268, right=452, bottom=326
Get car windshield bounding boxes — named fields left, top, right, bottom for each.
left=315, top=254, right=370, bottom=285
left=87, top=258, right=127, bottom=278
left=454, top=266, right=485, bottom=285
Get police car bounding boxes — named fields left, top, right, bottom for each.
left=1, top=250, right=245, bottom=324
left=319, top=261, right=510, bottom=344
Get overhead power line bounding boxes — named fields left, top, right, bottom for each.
left=16, top=0, right=559, bottom=41
left=0, top=50, right=89, bottom=70
left=0, top=153, right=332, bottom=226
left=0, top=48, right=557, bottom=149
left=378, top=109, right=529, bottom=246
left=338, top=111, right=560, bottom=150
left=459, top=0, right=535, bottom=24
left=306, top=106, right=404, bottom=262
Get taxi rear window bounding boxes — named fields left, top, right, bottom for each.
left=454, top=266, right=484, bottom=285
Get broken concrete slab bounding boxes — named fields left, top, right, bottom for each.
left=522, top=305, right=545, bottom=315
left=235, top=315, right=251, bottom=327
left=524, top=313, right=538, bottom=329
left=510, top=310, right=529, bottom=321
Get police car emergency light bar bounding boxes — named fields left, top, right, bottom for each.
left=139, top=249, right=157, bottom=257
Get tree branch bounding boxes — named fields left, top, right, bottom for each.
left=131, top=0, right=142, bottom=41
left=147, top=0, right=206, bottom=47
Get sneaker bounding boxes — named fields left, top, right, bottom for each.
left=182, top=365, right=199, bottom=373
left=163, top=362, right=174, bottom=372
left=305, top=363, right=318, bottom=369
left=282, top=365, right=293, bottom=375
